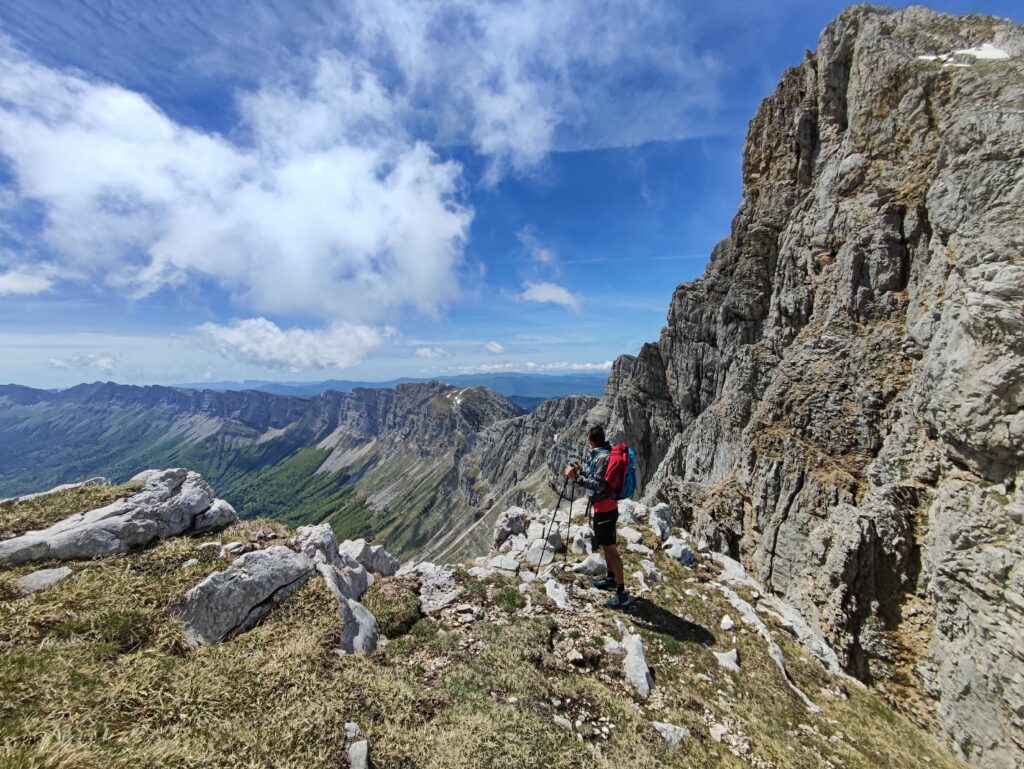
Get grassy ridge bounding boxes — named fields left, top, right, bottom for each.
left=0, top=485, right=968, bottom=769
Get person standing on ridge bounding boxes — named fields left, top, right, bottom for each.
left=566, top=424, right=631, bottom=608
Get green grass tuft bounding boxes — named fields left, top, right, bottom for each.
left=361, top=577, right=423, bottom=638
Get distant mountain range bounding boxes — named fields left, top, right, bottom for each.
left=0, top=380, right=596, bottom=560
left=174, top=372, right=608, bottom=402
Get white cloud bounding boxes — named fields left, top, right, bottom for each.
left=517, top=227, right=555, bottom=265
left=198, top=317, right=389, bottom=370
left=518, top=281, right=581, bottom=312
left=0, top=265, right=55, bottom=295
left=0, top=2, right=721, bottom=376
left=48, top=352, right=118, bottom=375
left=483, top=340, right=505, bottom=355
left=526, top=361, right=612, bottom=372
left=345, top=0, right=720, bottom=180
left=0, top=42, right=471, bottom=325
left=415, top=346, right=447, bottom=359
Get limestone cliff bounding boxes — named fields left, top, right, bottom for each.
left=584, top=7, right=1022, bottom=767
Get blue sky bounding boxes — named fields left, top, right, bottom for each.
left=0, top=0, right=1020, bottom=387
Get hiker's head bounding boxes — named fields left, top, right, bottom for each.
left=587, top=424, right=606, bottom=448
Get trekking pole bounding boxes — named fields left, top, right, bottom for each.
left=563, top=480, right=577, bottom=564
left=535, top=475, right=569, bottom=578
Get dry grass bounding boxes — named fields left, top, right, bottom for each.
left=0, top=486, right=971, bottom=769
left=362, top=576, right=422, bottom=638
left=0, top=482, right=141, bottom=539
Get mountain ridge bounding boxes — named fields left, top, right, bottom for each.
left=172, top=372, right=609, bottom=400
left=0, top=379, right=596, bottom=560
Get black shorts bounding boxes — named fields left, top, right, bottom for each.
left=592, top=510, right=618, bottom=548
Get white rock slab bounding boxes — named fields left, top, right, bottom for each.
left=652, top=721, right=691, bottom=746
left=16, top=566, right=72, bottom=596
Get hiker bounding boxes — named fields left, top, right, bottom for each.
left=566, top=424, right=630, bottom=608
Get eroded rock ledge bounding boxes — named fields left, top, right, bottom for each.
left=0, top=469, right=237, bottom=565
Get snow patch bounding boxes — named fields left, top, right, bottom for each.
left=918, top=42, right=1011, bottom=65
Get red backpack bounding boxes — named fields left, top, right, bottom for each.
left=604, top=444, right=630, bottom=497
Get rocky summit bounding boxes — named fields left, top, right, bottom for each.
left=0, top=6, right=1021, bottom=769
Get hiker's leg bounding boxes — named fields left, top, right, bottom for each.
left=603, top=545, right=625, bottom=588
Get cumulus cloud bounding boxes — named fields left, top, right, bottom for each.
left=0, top=264, right=55, bottom=295
left=0, top=42, right=471, bottom=325
left=483, top=340, right=505, bottom=355
left=198, top=317, right=389, bottom=370
left=415, top=346, right=447, bottom=359
left=518, top=281, right=582, bottom=312
left=48, top=352, right=118, bottom=374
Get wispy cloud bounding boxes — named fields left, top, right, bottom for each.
left=415, top=346, right=447, bottom=359
left=517, top=227, right=556, bottom=265
left=0, top=1, right=723, bottom=379
left=518, top=281, right=582, bottom=312
left=483, top=340, right=506, bottom=355
left=198, top=318, right=390, bottom=371
left=0, top=1, right=723, bottom=177
left=447, top=360, right=612, bottom=374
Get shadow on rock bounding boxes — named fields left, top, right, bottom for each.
left=627, top=598, right=715, bottom=647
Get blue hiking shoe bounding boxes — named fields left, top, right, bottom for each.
left=604, top=591, right=634, bottom=609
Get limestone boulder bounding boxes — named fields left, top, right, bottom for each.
left=0, top=469, right=236, bottom=566
left=173, top=546, right=315, bottom=647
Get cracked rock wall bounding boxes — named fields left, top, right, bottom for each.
left=587, top=7, right=1022, bottom=767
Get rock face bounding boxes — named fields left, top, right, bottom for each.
left=585, top=8, right=1023, bottom=766
left=427, top=395, right=597, bottom=561
left=0, top=469, right=237, bottom=565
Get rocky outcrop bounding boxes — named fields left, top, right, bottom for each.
left=615, top=618, right=654, bottom=700
left=173, top=546, right=316, bottom=647
left=0, top=469, right=237, bottom=565
left=337, top=538, right=400, bottom=578
left=398, top=561, right=463, bottom=615
left=175, top=523, right=395, bottom=653
left=295, top=524, right=384, bottom=653
left=313, top=557, right=379, bottom=654
left=582, top=7, right=1022, bottom=766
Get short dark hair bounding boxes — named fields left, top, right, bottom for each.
left=588, top=424, right=606, bottom=445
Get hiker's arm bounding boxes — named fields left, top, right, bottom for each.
left=574, top=454, right=607, bottom=496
